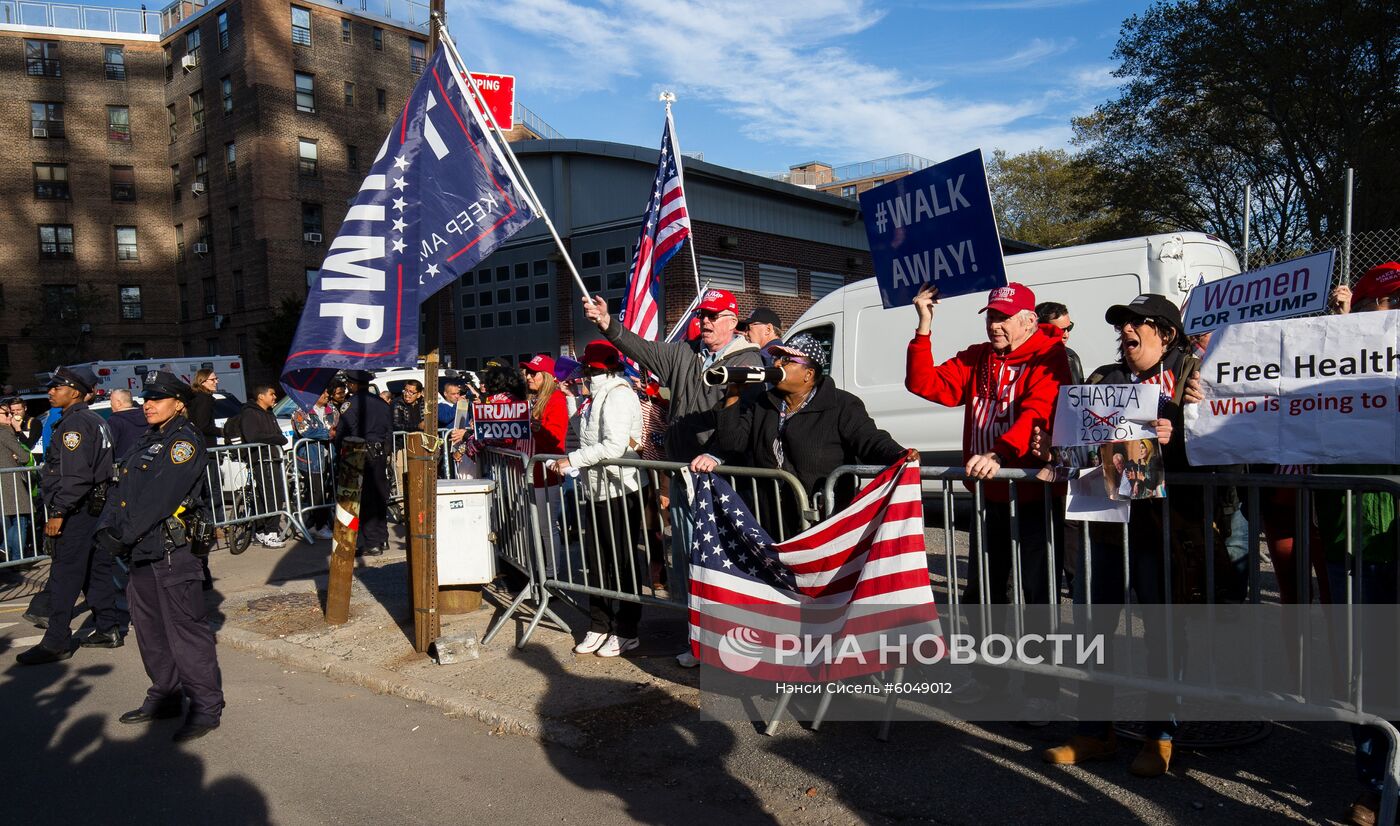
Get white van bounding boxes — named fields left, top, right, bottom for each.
left=787, top=232, right=1240, bottom=463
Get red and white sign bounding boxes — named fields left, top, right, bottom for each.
left=465, top=72, right=515, bottom=131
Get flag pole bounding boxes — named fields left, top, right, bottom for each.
left=661, top=91, right=704, bottom=299
left=433, top=20, right=593, bottom=301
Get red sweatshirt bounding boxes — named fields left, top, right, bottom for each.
left=531, top=389, right=570, bottom=487
left=906, top=328, right=1070, bottom=500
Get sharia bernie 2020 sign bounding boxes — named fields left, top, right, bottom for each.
left=1051, top=384, right=1161, bottom=447
left=1185, top=311, right=1400, bottom=465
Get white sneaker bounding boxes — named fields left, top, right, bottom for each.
left=259, top=533, right=285, bottom=549
left=597, top=635, right=639, bottom=658
left=573, top=631, right=607, bottom=654
left=676, top=650, right=700, bottom=668
left=1020, top=697, right=1055, bottom=727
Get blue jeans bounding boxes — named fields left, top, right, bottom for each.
left=1329, top=560, right=1399, bottom=792
left=4, top=514, right=31, bottom=561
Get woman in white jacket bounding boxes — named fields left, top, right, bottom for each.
left=552, top=341, right=648, bottom=658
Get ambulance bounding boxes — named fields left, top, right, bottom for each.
left=74, top=356, right=248, bottom=402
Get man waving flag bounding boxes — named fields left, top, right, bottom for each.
left=619, top=112, right=692, bottom=345
left=281, top=45, right=536, bottom=408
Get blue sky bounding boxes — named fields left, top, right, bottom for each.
left=447, top=0, right=1154, bottom=174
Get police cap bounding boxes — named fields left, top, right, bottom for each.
left=48, top=365, right=98, bottom=394
left=142, top=370, right=194, bottom=403
left=343, top=369, right=375, bottom=383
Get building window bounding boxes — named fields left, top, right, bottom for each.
left=840, top=185, right=856, bottom=198
left=232, top=269, right=245, bottom=310
left=167, top=104, right=177, bottom=143
left=809, top=271, right=845, bottom=300
left=203, top=276, right=217, bottom=315
left=217, top=11, right=230, bottom=50
left=225, top=142, right=237, bottom=180
left=533, top=260, right=549, bottom=277
left=186, top=29, right=201, bottom=64
left=478, top=268, right=492, bottom=284
left=516, top=308, right=530, bottom=325
left=119, top=286, right=142, bottom=319
left=606, top=272, right=626, bottom=291
left=178, top=284, right=189, bottom=320
left=163, top=45, right=173, bottom=82
left=698, top=256, right=746, bottom=292
left=189, top=89, right=204, bottom=128
left=30, top=102, right=64, bottom=139
left=535, top=306, right=551, bottom=323
left=606, top=247, right=626, bottom=266
left=298, top=139, right=318, bottom=176
left=38, top=225, right=74, bottom=259
left=480, top=313, right=494, bottom=329
left=514, top=285, right=529, bottom=302
left=479, top=291, right=492, bottom=307
left=344, top=81, right=354, bottom=106
left=302, top=203, right=323, bottom=237
left=582, top=251, right=601, bottom=268
left=228, top=207, right=241, bottom=246
left=291, top=6, right=312, bottom=46
left=534, top=282, right=549, bottom=300
left=171, top=165, right=181, bottom=203
left=104, top=45, right=126, bottom=80
left=758, top=264, right=799, bottom=297
left=461, top=293, right=476, bottom=309
left=496, top=288, right=510, bottom=304
left=43, top=285, right=78, bottom=322
left=221, top=76, right=233, bottom=113
left=515, top=262, right=530, bottom=279
left=497, top=311, right=511, bottom=327
left=111, top=166, right=136, bottom=202
left=120, top=342, right=146, bottom=359
left=372, top=27, right=383, bottom=50
left=115, top=227, right=139, bottom=261
left=175, top=224, right=185, bottom=262
left=462, top=316, right=476, bottom=331
left=341, top=18, right=352, bottom=43
left=196, top=215, right=210, bottom=248
left=25, top=39, right=60, bottom=77
left=347, top=144, right=359, bottom=171
left=410, top=39, right=426, bottom=74
left=34, top=163, right=69, bottom=200
left=295, top=72, right=315, bottom=113
left=376, top=88, right=386, bottom=114
left=108, top=105, right=131, bottom=142
left=194, top=153, right=208, bottom=192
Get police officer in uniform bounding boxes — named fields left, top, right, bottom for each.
left=94, top=371, right=224, bottom=742
left=336, top=370, right=392, bottom=556
left=17, top=367, right=120, bottom=665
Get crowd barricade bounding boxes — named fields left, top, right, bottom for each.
left=0, top=465, right=45, bottom=569
left=481, top=449, right=811, bottom=648
left=205, top=442, right=307, bottom=542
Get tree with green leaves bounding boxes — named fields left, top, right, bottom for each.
left=986, top=148, right=1127, bottom=248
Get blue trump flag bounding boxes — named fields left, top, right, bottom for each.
left=859, top=148, right=1006, bottom=309
left=280, top=46, right=536, bottom=408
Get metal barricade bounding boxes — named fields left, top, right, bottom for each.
left=0, top=465, right=45, bottom=569
left=206, top=442, right=305, bottom=542
left=482, top=451, right=812, bottom=648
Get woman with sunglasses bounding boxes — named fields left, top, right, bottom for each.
left=691, top=333, right=911, bottom=530
left=188, top=368, right=223, bottom=446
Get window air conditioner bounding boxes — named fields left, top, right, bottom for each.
left=303, top=232, right=323, bottom=244
left=31, top=127, right=48, bottom=138
left=181, top=54, right=198, bottom=71
left=193, top=242, right=209, bottom=255
left=191, top=181, right=205, bottom=195
left=205, top=303, right=217, bottom=315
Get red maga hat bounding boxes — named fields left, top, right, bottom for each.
left=979, top=283, right=1036, bottom=316
left=521, top=354, right=556, bottom=374
left=581, top=340, right=622, bottom=370
left=697, top=289, right=738, bottom=315
left=1352, top=262, right=1400, bottom=303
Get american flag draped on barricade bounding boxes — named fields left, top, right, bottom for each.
left=280, top=44, right=536, bottom=407
left=688, top=458, right=942, bottom=682
left=618, top=112, right=692, bottom=346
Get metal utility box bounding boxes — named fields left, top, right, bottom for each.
left=435, top=479, right=496, bottom=585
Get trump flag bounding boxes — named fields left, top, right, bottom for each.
left=281, top=45, right=536, bottom=408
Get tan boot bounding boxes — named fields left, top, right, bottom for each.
left=1043, top=733, right=1119, bottom=765
left=1129, top=738, right=1173, bottom=777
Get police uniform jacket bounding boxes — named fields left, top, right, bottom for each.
left=41, top=402, right=113, bottom=516
left=337, top=391, right=391, bottom=447
left=106, top=417, right=209, bottom=565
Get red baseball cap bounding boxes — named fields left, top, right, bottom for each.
left=979, top=282, right=1036, bottom=316
left=520, top=354, right=555, bottom=374
left=1352, top=262, right=1400, bottom=303
left=685, top=316, right=702, bottom=341
left=696, top=289, right=738, bottom=315
left=581, top=340, right=622, bottom=370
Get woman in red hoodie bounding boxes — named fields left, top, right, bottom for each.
left=905, top=281, right=1071, bottom=720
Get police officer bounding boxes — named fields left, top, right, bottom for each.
left=17, top=367, right=120, bottom=665
left=94, top=371, right=224, bottom=742
left=336, top=369, right=392, bottom=556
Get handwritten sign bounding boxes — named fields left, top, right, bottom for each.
left=1051, top=384, right=1161, bottom=447
left=859, top=149, right=1006, bottom=308
left=1181, top=250, right=1335, bottom=336
left=472, top=399, right=530, bottom=441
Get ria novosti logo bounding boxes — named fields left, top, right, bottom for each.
left=717, top=627, right=765, bottom=673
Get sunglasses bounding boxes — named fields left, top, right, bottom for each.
left=1061, top=321, right=1075, bottom=332
left=1354, top=295, right=1395, bottom=311
left=697, top=310, right=733, bottom=321
left=1114, top=317, right=1158, bottom=331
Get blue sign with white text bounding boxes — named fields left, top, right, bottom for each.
left=859, top=149, right=1006, bottom=308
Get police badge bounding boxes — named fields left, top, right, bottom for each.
left=170, top=440, right=196, bottom=464
left=63, top=431, right=81, bottom=450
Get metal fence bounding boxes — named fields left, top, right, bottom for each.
left=0, top=466, right=44, bottom=570
left=1243, top=226, right=1400, bottom=309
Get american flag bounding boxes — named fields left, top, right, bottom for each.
left=689, top=457, right=941, bottom=682
left=619, top=113, right=691, bottom=343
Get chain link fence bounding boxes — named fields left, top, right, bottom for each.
left=1236, top=227, right=1400, bottom=317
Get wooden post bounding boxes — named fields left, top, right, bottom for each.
left=325, top=438, right=366, bottom=625
left=408, top=349, right=441, bottom=652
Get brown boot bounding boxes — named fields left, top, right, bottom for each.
left=1129, top=738, right=1173, bottom=777
left=1043, top=733, right=1119, bottom=765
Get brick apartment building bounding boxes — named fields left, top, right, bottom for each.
left=780, top=153, right=935, bottom=199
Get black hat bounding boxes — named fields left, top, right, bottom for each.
left=142, top=370, right=194, bottom=402
left=48, top=365, right=98, bottom=394
left=738, top=307, right=781, bottom=331
left=1105, top=294, right=1184, bottom=334
left=342, top=369, right=375, bottom=383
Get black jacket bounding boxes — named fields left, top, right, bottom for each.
left=708, top=376, right=906, bottom=504
left=108, top=407, right=150, bottom=463
left=187, top=392, right=222, bottom=444
left=41, top=402, right=114, bottom=517
left=226, top=401, right=284, bottom=448
left=104, top=417, right=209, bottom=565
left=392, top=397, right=423, bottom=433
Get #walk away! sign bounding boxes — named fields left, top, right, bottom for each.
left=1185, top=311, right=1400, bottom=465
left=1181, top=250, right=1336, bottom=336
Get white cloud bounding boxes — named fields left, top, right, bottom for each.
left=945, top=38, right=1077, bottom=74
left=450, top=0, right=1091, bottom=161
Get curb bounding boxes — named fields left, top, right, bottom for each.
left=215, top=624, right=586, bottom=748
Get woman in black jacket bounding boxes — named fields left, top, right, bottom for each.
left=692, top=333, right=909, bottom=533
left=188, top=368, right=224, bottom=446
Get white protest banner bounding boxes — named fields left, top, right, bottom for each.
left=473, top=399, right=530, bottom=441
left=1185, top=311, right=1400, bottom=465
left=1051, top=384, right=1161, bottom=447
left=1181, top=250, right=1335, bottom=336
